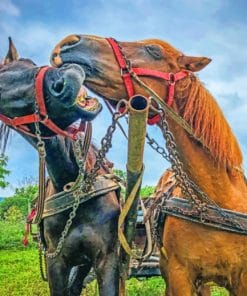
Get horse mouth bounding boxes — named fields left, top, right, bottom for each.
left=76, top=86, right=100, bottom=112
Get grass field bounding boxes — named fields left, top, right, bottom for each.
left=0, top=221, right=229, bottom=295
left=0, top=248, right=230, bottom=296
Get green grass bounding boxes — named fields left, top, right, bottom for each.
left=0, top=248, right=165, bottom=296
left=0, top=221, right=229, bottom=295
left=0, top=249, right=49, bottom=296
left=0, top=248, right=229, bottom=296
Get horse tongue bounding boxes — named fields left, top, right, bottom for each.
left=66, top=120, right=85, bottom=135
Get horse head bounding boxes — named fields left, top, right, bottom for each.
left=50, top=35, right=211, bottom=115
left=0, top=37, right=101, bottom=141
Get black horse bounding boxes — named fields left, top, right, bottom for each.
left=0, top=39, right=120, bottom=296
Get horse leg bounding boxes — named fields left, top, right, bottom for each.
left=46, top=258, right=71, bottom=296
left=94, top=250, right=119, bottom=296
left=159, top=250, right=169, bottom=295
left=165, top=256, right=195, bottom=296
left=68, top=263, right=92, bottom=296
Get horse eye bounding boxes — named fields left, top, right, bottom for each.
left=145, top=45, right=163, bottom=60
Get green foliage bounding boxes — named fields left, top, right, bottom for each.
left=4, top=206, right=23, bottom=223
left=113, top=168, right=127, bottom=182
left=140, top=185, right=155, bottom=198
left=0, top=220, right=35, bottom=250
left=113, top=168, right=155, bottom=199
left=0, top=155, right=10, bottom=189
left=0, top=184, right=38, bottom=220
left=126, top=277, right=165, bottom=296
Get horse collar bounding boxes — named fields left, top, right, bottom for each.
left=106, top=37, right=190, bottom=125
left=0, top=66, right=81, bottom=140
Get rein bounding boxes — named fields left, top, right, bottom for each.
left=0, top=66, right=82, bottom=141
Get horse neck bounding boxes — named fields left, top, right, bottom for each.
left=23, top=135, right=78, bottom=192
left=24, top=135, right=106, bottom=193
left=160, top=80, right=247, bottom=211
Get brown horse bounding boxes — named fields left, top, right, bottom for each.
left=51, top=35, right=247, bottom=295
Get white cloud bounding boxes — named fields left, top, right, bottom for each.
left=0, top=0, right=246, bottom=195
left=0, top=0, right=20, bottom=16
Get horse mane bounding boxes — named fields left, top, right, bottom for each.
left=145, top=39, right=243, bottom=170
left=181, top=77, right=243, bottom=169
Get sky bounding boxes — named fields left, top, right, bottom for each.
left=0, top=0, right=246, bottom=196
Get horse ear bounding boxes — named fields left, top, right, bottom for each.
left=177, top=55, right=211, bottom=72
left=3, top=37, right=19, bottom=65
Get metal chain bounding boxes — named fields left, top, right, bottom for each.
left=148, top=109, right=245, bottom=230
left=146, top=133, right=170, bottom=162
left=83, top=110, right=126, bottom=191
left=39, top=108, right=126, bottom=260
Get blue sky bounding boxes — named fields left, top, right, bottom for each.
left=0, top=0, right=246, bottom=196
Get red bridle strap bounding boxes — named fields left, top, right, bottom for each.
left=106, top=38, right=190, bottom=125
left=35, top=66, right=78, bottom=140
left=0, top=66, right=81, bottom=140
left=106, top=38, right=135, bottom=97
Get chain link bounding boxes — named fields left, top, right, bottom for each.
left=83, top=111, right=125, bottom=191
left=39, top=110, right=125, bottom=260
left=147, top=110, right=246, bottom=231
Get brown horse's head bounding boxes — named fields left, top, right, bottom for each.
left=50, top=35, right=244, bottom=169
left=50, top=35, right=211, bottom=109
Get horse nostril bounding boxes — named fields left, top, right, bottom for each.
left=52, top=77, right=65, bottom=94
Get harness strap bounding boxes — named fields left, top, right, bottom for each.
left=106, top=38, right=191, bottom=125
left=161, top=197, right=247, bottom=235
left=0, top=66, right=82, bottom=140
left=106, top=38, right=135, bottom=97
left=35, top=67, right=78, bottom=140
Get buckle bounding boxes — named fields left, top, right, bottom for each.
left=40, top=114, right=49, bottom=123
left=120, top=60, right=132, bottom=76
left=168, top=73, right=175, bottom=85
left=120, top=67, right=129, bottom=76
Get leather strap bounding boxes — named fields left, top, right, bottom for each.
left=106, top=38, right=190, bottom=125
left=0, top=66, right=82, bottom=140
left=106, top=38, right=135, bottom=97
left=162, top=197, right=247, bottom=235
left=43, top=176, right=120, bottom=217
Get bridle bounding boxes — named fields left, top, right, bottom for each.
left=106, top=38, right=191, bottom=125
left=0, top=66, right=82, bottom=141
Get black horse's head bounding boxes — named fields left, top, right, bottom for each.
left=0, top=38, right=102, bottom=146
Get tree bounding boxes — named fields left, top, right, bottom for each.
left=0, top=155, right=10, bottom=189
left=0, top=184, right=38, bottom=220
left=113, top=168, right=156, bottom=198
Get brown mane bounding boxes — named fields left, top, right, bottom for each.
left=182, top=77, right=243, bottom=169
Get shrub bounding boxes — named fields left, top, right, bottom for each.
left=0, top=220, right=36, bottom=250
left=4, top=206, right=23, bottom=223
left=0, top=155, right=10, bottom=189
left=140, top=185, right=155, bottom=198
left=0, top=184, right=38, bottom=220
